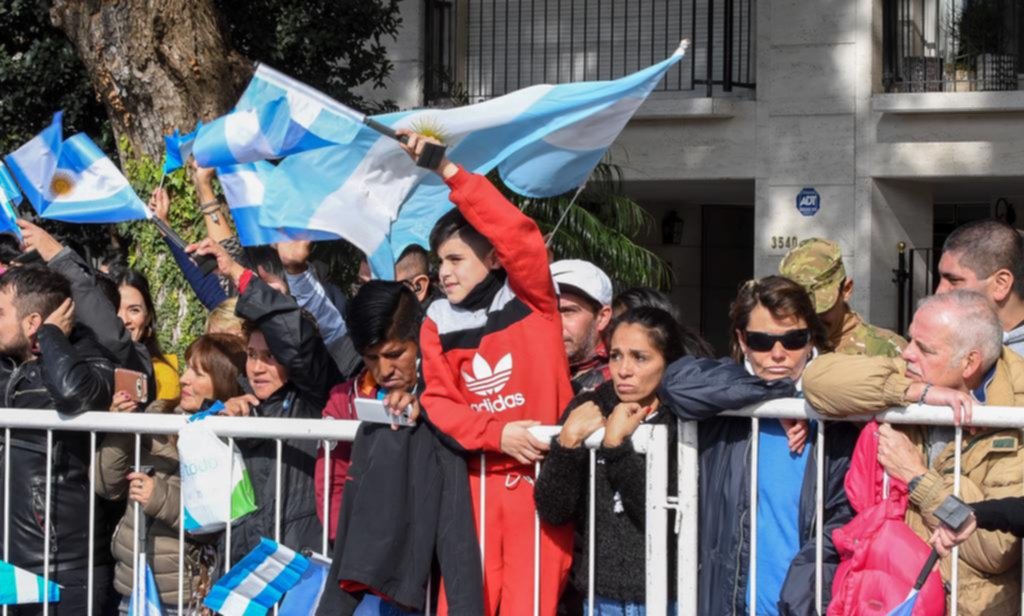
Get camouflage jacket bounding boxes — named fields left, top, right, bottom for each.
left=832, top=310, right=907, bottom=358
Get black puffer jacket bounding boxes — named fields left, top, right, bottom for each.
left=659, top=356, right=856, bottom=616
left=224, top=276, right=339, bottom=564
left=535, top=380, right=677, bottom=603
left=0, top=324, right=116, bottom=573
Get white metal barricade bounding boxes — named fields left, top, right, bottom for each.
left=0, top=401, right=1021, bottom=615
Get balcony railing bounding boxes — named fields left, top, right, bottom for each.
left=424, top=0, right=756, bottom=105
left=883, top=0, right=1023, bottom=93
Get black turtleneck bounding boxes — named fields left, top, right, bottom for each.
left=454, top=270, right=507, bottom=311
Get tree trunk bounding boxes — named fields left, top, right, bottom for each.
left=49, top=0, right=250, bottom=162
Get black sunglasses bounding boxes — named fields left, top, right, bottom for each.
left=744, top=329, right=811, bottom=352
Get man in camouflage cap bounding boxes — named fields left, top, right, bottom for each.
left=780, top=238, right=906, bottom=357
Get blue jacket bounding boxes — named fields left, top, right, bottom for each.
left=659, top=357, right=856, bottom=616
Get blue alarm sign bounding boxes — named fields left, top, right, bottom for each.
left=796, top=188, right=820, bottom=216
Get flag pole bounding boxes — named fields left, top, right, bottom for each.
left=546, top=178, right=590, bottom=248
left=151, top=215, right=218, bottom=275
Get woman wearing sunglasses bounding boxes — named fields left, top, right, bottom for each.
left=659, top=275, right=858, bottom=616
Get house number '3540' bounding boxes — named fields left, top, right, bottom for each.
left=771, top=236, right=799, bottom=250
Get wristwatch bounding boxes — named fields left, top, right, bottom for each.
left=908, top=473, right=925, bottom=494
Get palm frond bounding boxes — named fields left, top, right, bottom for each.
left=491, top=158, right=671, bottom=290
left=521, top=197, right=672, bottom=289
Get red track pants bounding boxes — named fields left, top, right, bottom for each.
left=440, top=461, right=574, bottom=615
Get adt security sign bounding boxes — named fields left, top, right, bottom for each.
left=796, top=188, right=820, bottom=216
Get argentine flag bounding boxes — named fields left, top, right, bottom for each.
left=0, top=162, right=23, bottom=238
left=4, top=112, right=150, bottom=224
left=260, top=41, right=688, bottom=277
left=194, top=64, right=363, bottom=168
left=278, top=552, right=330, bottom=615
left=217, top=162, right=338, bottom=247
left=162, top=123, right=202, bottom=175
left=0, top=161, right=22, bottom=208
left=127, top=556, right=164, bottom=616
left=204, top=538, right=309, bottom=616
left=0, top=560, right=61, bottom=605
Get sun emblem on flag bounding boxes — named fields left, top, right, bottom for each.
left=409, top=117, right=448, bottom=144
left=49, top=172, right=75, bottom=197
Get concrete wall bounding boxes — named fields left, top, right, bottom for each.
left=372, top=0, right=1024, bottom=331
left=751, top=0, right=863, bottom=297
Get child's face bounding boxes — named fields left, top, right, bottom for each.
left=437, top=234, right=497, bottom=305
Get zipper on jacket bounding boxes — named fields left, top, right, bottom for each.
left=4, top=358, right=25, bottom=407
left=732, top=507, right=748, bottom=616
left=732, top=434, right=754, bottom=616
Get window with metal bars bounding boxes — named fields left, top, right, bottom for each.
left=424, top=0, right=757, bottom=105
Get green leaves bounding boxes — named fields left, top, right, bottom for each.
left=120, top=145, right=209, bottom=359
left=0, top=1, right=109, bottom=154
left=214, top=0, right=403, bottom=112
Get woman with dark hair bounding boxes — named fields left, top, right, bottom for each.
left=535, top=307, right=702, bottom=614
left=317, top=280, right=425, bottom=545
left=317, top=281, right=483, bottom=614
left=96, top=333, right=247, bottom=614
left=659, top=275, right=856, bottom=616
left=611, top=287, right=681, bottom=321
left=111, top=269, right=181, bottom=402
left=612, top=286, right=716, bottom=358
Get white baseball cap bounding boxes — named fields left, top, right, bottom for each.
left=550, top=259, right=613, bottom=307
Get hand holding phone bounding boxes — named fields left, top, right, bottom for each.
left=355, top=398, right=415, bottom=428
left=113, top=368, right=148, bottom=408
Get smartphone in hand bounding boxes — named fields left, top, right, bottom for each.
left=114, top=368, right=148, bottom=405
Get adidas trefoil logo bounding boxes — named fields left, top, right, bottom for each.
left=462, top=353, right=513, bottom=396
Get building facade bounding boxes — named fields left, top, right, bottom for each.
left=365, top=0, right=1024, bottom=351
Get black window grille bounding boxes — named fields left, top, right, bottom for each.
left=425, top=0, right=757, bottom=105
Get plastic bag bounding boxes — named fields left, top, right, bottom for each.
left=178, top=403, right=257, bottom=534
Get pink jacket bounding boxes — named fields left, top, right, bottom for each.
left=827, top=421, right=946, bottom=616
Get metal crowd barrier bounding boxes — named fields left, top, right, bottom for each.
left=0, top=401, right=1021, bottom=616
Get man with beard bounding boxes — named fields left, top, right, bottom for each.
left=551, top=260, right=614, bottom=393
left=0, top=266, right=116, bottom=615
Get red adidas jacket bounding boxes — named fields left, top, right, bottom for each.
left=420, top=168, right=573, bottom=465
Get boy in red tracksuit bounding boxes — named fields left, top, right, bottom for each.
left=399, top=131, right=575, bottom=615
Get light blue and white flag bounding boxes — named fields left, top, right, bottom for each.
left=0, top=162, right=23, bottom=238
left=162, top=123, right=202, bottom=175
left=194, top=65, right=363, bottom=168
left=203, top=538, right=309, bottom=616
left=217, top=162, right=339, bottom=247
left=127, top=555, right=164, bottom=616
left=278, top=552, right=330, bottom=615
left=261, top=41, right=688, bottom=278
left=0, top=559, right=61, bottom=605
left=0, top=161, right=22, bottom=208
left=4, top=112, right=150, bottom=224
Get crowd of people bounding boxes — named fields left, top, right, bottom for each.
left=0, top=130, right=1022, bottom=616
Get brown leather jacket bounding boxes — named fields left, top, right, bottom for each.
left=803, top=348, right=1024, bottom=616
